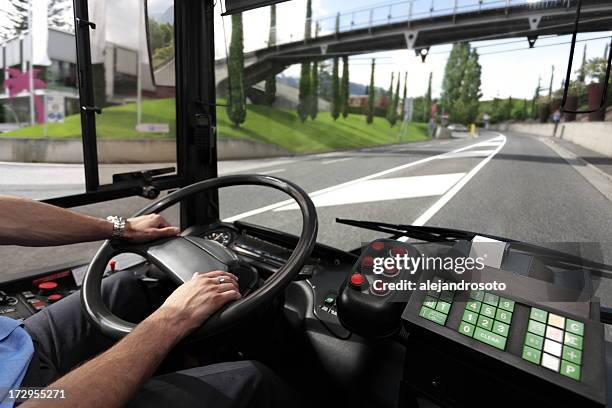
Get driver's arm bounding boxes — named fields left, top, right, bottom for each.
left=21, top=270, right=241, bottom=408
left=0, top=195, right=179, bottom=246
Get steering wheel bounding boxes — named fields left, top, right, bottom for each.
left=81, top=175, right=318, bottom=340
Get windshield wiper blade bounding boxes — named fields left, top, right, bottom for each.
left=335, top=218, right=612, bottom=275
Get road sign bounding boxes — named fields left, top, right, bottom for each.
left=135, top=123, right=170, bottom=133
left=46, top=94, right=65, bottom=123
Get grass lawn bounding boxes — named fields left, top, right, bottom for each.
left=3, top=98, right=429, bottom=152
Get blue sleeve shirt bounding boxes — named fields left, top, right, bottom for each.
left=0, top=317, right=34, bottom=408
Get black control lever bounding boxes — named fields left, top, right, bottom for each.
left=112, top=167, right=176, bottom=199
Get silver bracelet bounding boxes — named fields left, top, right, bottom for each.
left=106, top=216, right=126, bottom=239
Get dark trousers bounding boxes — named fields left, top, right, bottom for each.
left=21, top=272, right=300, bottom=408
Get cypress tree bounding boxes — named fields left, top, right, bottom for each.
left=227, top=13, right=246, bottom=127
left=388, top=72, right=400, bottom=127
left=441, top=43, right=469, bottom=119
left=310, top=61, right=319, bottom=120
left=548, top=65, right=555, bottom=102
left=385, top=72, right=394, bottom=125
left=297, top=0, right=313, bottom=122
left=424, top=72, right=433, bottom=122
left=340, top=56, right=350, bottom=118
left=365, top=59, right=376, bottom=124
left=456, top=49, right=482, bottom=124
left=264, top=5, right=277, bottom=106
left=331, top=57, right=340, bottom=120
left=400, top=72, right=408, bottom=122
left=532, top=77, right=541, bottom=120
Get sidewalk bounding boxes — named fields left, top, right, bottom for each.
left=553, top=138, right=612, bottom=179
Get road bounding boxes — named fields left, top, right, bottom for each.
left=2, top=131, right=612, bottom=302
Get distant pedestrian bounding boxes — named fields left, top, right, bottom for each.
left=553, top=109, right=561, bottom=136
left=428, top=117, right=437, bottom=138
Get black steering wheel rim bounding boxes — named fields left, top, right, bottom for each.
left=81, top=174, right=318, bottom=340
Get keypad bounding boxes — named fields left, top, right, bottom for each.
left=419, top=278, right=455, bottom=326
left=521, top=307, right=584, bottom=380
left=457, top=290, right=513, bottom=350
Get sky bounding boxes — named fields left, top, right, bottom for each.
left=3, top=0, right=611, bottom=100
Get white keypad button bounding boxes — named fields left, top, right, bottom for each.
left=543, top=339, right=562, bottom=357
left=547, top=313, right=565, bottom=329
left=545, top=325, right=563, bottom=343
left=541, top=353, right=560, bottom=372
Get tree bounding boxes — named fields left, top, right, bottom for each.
left=400, top=72, right=408, bottom=121
left=424, top=72, right=433, bottom=122
left=310, top=60, right=319, bottom=120
left=6, top=0, right=28, bottom=36
left=503, top=97, right=513, bottom=121
left=340, top=55, right=350, bottom=118
left=226, top=13, right=246, bottom=127
left=48, top=0, right=73, bottom=30
left=330, top=56, right=340, bottom=120
left=577, top=44, right=587, bottom=83
left=531, top=77, right=541, bottom=119
left=512, top=99, right=527, bottom=121
left=365, top=59, right=376, bottom=124
left=440, top=43, right=470, bottom=118
left=297, top=0, right=313, bottom=121
left=387, top=72, right=400, bottom=127
left=548, top=65, right=555, bottom=101
left=455, top=49, right=482, bottom=124
left=264, top=5, right=277, bottom=106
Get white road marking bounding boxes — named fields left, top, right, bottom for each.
left=223, top=136, right=503, bottom=223
left=220, top=158, right=297, bottom=174
left=321, top=157, right=353, bottom=165
left=440, top=150, right=497, bottom=159
left=407, top=133, right=507, bottom=228
left=262, top=168, right=286, bottom=175
left=274, top=173, right=465, bottom=210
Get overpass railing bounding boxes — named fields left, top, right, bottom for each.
left=267, top=0, right=572, bottom=47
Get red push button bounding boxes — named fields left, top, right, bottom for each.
left=371, top=241, right=385, bottom=251
left=349, top=273, right=365, bottom=288
left=361, top=256, right=374, bottom=268
left=47, top=294, right=62, bottom=303
left=390, top=247, right=408, bottom=257
left=38, top=282, right=58, bottom=290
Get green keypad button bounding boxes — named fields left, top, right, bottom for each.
left=495, top=308, right=512, bottom=324
left=458, top=321, right=475, bottom=337
left=462, top=310, right=478, bottom=324
left=564, top=332, right=583, bottom=350
left=474, top=327, right=507, bottom=350
left=423, top=296, right=437, bottom=309
left=560, top=360, right=581, bottom=380
left=528, top=319, right=546, bottom=336
left=466, top=300, right=482, bottom=313
left=498, top=298, right=515, bottom=312
left=525, top=332, right=544, bottom=350
left=477, top=315, right=493, bottom=330
left=530, top=308, right=548, bottom=323
left=481, top=305, right=496, bottom=318
left=435, top=301, right=452, bottom=314
left=426, top=289, right=439, bottom=298
left=492, top=321, right=510, bottom=337
left=562, top=346, right=582, bottom=365
left=483, top=293, right=499, bottom=306
left=420, top=306, right=447, bottom=325
left=522, top=346, right=541, bottom=364
left=565, top=319, right=584, bottom=336
left=470, top=290, right=484, bottom=301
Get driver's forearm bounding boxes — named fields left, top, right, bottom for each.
left=0, top=196, right=113, bottom=246
left=21, top=309, right=187, bottom=408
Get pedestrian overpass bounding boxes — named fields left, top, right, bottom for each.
left=153, top=0, right=612, bottom=92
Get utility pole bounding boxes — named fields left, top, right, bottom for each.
left=548, top=65, right=554, bottom=102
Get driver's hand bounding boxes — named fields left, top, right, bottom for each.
left=123, top=214, right=180, bottom=242
left=157, top=271, right=241, bottom=337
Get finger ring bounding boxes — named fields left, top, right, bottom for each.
left=218, top=276, right=225, bottom=284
